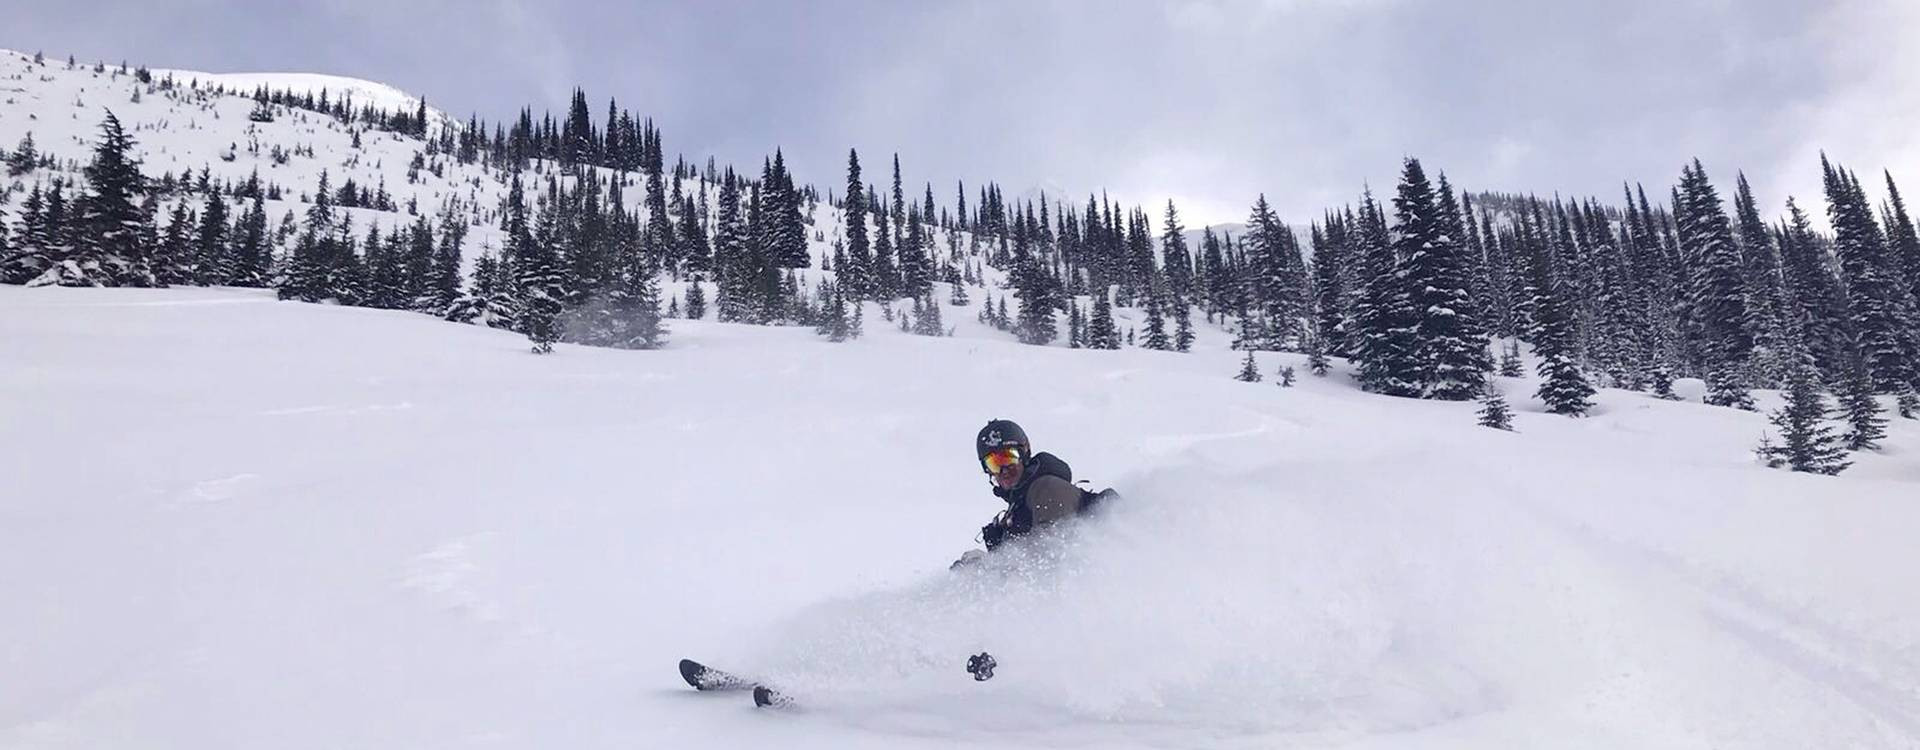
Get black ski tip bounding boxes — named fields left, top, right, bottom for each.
left=679, top=659, right=708, bottom=689
left=753, top=685, right=792, bottom=709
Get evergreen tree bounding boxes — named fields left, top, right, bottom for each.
left=231, top=197, right=270, bottom=286
left=1088, top=285, right=1121, bottom=349
left=713, top=174, right=756, bottom=322
left=1, top=184, right=47, bottom=283
left=156, top=201, right=194, bottom=287
left=1883, top=171, right=1920, bottom=317
left=1477, top=383, right=1514, bottom=431
left=1305, top=328, right=1330, bottom=375
left=1142, top=276, right=1170, bottom=350
left=1352, top=192, right=1420, bottom=396
left=1758, top=359, right=1851, bottom=475
left=1174, top=298, right=1195, bottom=353
left=6, top=131, right=37, bottom=176
left=1235, top=350, right=1262, bottom=382
left=684, top=279, right=707, bottom=320
left=1396, top=163, right=1488, bottom=400
left=1067, top=299, right=1085, bottom=348
left=192, top=190, right=231, bottom=285
left=1676, top=161, right=1754, bottom=409
left=508, top=176, right=563, bottom=353
left=1161, top=201, right=1194, bottom=301
left=73, top=111, right=149, bottom=286
left=1833, top=349, right=1887, bottom=451
left=1823, top=157, right=1918, bottom=398
left=912, top=291, right=944, bottom=336
left=840, top=150, right=873, bottom=299
left=1648, top=363, right=1681, bottom=401
left=1533, top=266, right=1596, bottom=416
left=767, top=150, right=809, bottom=268
left=1009, top=219, right=1056, bottom=345
left=1311, top=216, right=1354, bottom=357
left=1497, top=340, right=1525, bottom=377
left=1276, top=364, right=1297, bottom=387
left=426, top=214, right=465, bottom=315
left=1243, top=195, right=1306, bottom=348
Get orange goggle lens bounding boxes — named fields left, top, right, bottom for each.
left=983, top=448, right=1022, bottom=474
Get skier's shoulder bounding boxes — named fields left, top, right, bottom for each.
left=1026, top=451, right=1072, bottom=482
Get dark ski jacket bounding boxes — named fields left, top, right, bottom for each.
left=983, top=452, right=1108, bottom=550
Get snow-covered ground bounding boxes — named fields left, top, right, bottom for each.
left=3, top=284, right=1918, bottom=749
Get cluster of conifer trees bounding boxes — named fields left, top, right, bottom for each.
left=2, top=80, right=1915, bottom=473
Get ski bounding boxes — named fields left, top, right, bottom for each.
left=680, top=659, right=797, bottom=708
left=678, top=659, right=754, bottom=692
left=752, top=685, right=794, bottom=709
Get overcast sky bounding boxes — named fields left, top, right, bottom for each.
left=8, top=0, right=1917, bottom=226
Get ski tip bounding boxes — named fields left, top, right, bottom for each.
left=678, top=659, right=707, bottom=689
left=752, top=685, right=792, bottom=709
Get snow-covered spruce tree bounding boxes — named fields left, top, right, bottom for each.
left=230, top=198, right=271, bottom=287
left=511, top=182, right=564, bottom=354
left=1143, top=277, right=1170, bottom=350
left=1758, top=359, right=1851, bottom=475
left=1823, top=157, right=1918, bottom=399
left=1067, top=301, right=1084, bottom=348
left=1395, top=162, right=1489, bottom=400
left=155, top=201, right=194, bottom=287
left=1675, top=161, right=1754, bottom=409
left=192, top=187, right=231, bottom=286
left=1833, top=350, right=1886, bottom=451
left=1532, top=269, right=1596, bottom=416
left=1352, top=191, right=1420, bottom=396
left=815, top=281, right=851, bottom=342
left=1306, top=329, right=1330, bottom=376
left=840, top=151, right=873, bottom=299
left=1276, top=365, right=1296, bottom=387
left=1236, top=350, right=1262, bottom=382
left=712, top=173, right=756, bottom=323
left=1477, top=383, right=1514, bottom=431
left=592, top=237, right=668, bottom=350
left=1161, top=201, right=1194, bottom=303
left=1174, top=297, right=1195, bottom=353
left=1088, top=285, right=1121, bottom=350
left=6, top=131, right=36, bottom=177
left=684, top=278, right=707, bottom=321
left=1498, top=340, right=1525, bottom=377
left=0, top=184, right=48, bottom=283
left=64, top=111, right=149, bottom=287
left=1648, top=362, right=1681, bottom=401
left=1883, top=171, right=1920, bottom=324
left=1732, top=174, right=1790, bottom=389
left=912, top=291, right=944, bottom=336
left=1243, top=195, right=1307, bottom=349
left=1009, top=219, right=1057, bottom=345
left=1310, top=214, right=1354, bottom=358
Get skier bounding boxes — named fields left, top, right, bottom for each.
left=953, top=419, right=1114, bottom=568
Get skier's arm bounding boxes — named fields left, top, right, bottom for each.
left=1025, top=476, right=1082, bottom=526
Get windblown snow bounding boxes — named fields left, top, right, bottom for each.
left=3, top=285, right=1918, bottom=749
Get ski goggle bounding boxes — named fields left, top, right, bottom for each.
left=982, top=447, right=1023, bottom=474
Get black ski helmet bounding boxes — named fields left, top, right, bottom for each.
left=976, top=419, right=1030, bottom=467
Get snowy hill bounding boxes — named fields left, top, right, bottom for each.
left=4, top=284, right=1919, bottom=749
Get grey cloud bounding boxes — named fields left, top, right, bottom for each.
left=4, top=0, right=1912, bottom=224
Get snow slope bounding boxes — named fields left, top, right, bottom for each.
left=3, top=284, right=1918, bottom=749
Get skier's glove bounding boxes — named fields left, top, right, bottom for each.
left=950, top=549, right=986, bottom=570
left=980, top=521, right=1006, bottom=550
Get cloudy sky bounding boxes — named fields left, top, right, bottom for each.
left=8, top=0, right=1917, bottom=226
